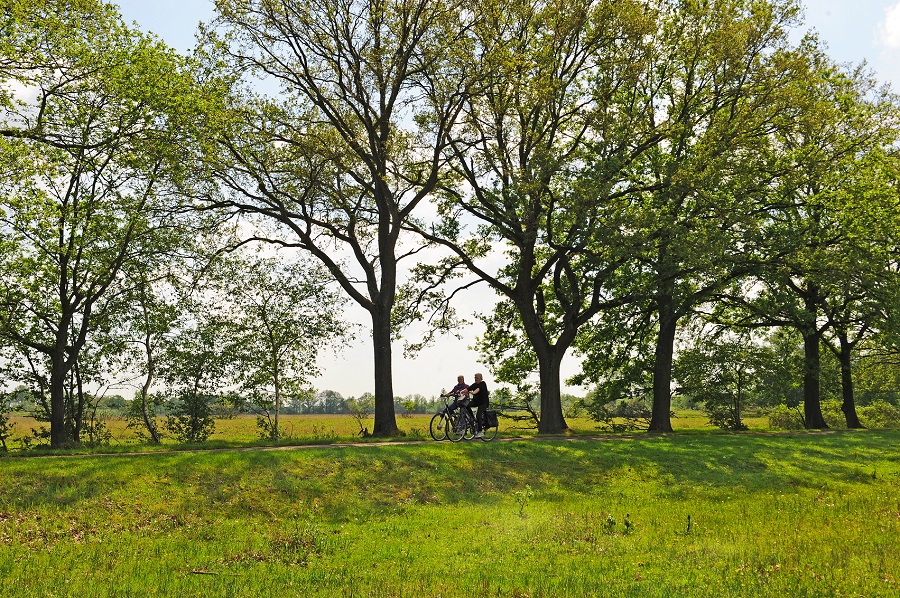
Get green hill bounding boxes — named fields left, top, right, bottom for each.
left=1, top=431, right=898, bottom=596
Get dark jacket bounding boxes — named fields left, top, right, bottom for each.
left=468, top=381, right=488, bottom=406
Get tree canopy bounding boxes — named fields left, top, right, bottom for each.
left=1, top=0, right=899, bottom=444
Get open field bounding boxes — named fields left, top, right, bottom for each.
left=1, top=430, right=898, bottom=596
left=2, top=410, right=772, bottom=453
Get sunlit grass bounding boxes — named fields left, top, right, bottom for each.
left=4, top=409, right=774, bottom=454
left=1, top=431, right=898, bottom=596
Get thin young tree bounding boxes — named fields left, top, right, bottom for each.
left=218, top=253, right=350, bottom=440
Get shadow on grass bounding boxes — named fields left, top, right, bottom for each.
left=1, top=431, right=898, bottom=524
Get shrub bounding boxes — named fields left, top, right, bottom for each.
left=82, top=415, right=112, bottom=447
left=705, top=402, right=749, bottom=432
left=767, top=404, right=804, bottom=430
left=124, top=394, right=164, bottom=443
left=858, top=400, right=900, bottom=429
left=346, top=394, right=375, bottom=436
left=0, top=394, right=15, bottom=451
left=821, top=399, right=846, bottom=429
left=400, top=399, right=416, bottom=418
left=584, top=397, right=658, bottom=432
left=165, top=392, right=215, bottom=443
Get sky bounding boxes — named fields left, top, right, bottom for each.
left=114, top=0, right=900, bottom=399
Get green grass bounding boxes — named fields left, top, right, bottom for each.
left=3, top=409, right=771, bottom=454
left=1, top=430, right=898, bottom=596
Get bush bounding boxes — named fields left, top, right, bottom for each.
left=584, top=397, right=657, bottom=432
left=82, top=413, right=112, bottom=447
left=165, top=392, right=215, bottom=443
left=821, top=399, right=846, bottom=429
left=124, top=395, right=164, bottom=442
left=706, top=404, right=749, bottom=431
left=0, top=394, right=15, bottom=451
left=346, top=394, right=375, bottom=436
left=858, top=400, right=900, bottom=429
left=767, top=405, right=804, bottom=430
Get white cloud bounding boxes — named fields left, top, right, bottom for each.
left=877, top=2, right=900, bottom=49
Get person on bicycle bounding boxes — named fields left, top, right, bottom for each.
left=441, top=375, right=470, bottom=416
left=467, top=373, right=489, bottom=438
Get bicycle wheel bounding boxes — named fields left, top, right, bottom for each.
left=447, top=412, right=466, bottom=442
left=480, top=423, right=498, bottom=441
left=429, top=412, right=448, bottom=441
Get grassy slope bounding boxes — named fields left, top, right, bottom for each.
left=1, top=431, right=899, bottom=597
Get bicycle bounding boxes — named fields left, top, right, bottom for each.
left=430, top=391, right=468, bottom=441
left=430, top=390, right=499, bottom=442
left=447, top=400, right=499, bottom=442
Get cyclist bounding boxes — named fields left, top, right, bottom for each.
left=441, top=375, right=469, bottom=408
left=442, top=375, right=469, bottom=400
left=467, top=373, right=489, bottom=438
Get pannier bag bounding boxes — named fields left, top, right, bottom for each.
left=484, top=409, right=499, bottom=429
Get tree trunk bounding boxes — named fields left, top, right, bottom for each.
left=515, top=292, right=570, bottom=434
left=273, top=359, right=281, bottom=441
left=802, top=329, right=828, bottom=429
left=734, top=368, right=744, bottom=431
left=649, top=302, right=677, bottom=432
left=537, top=349, right=568, bottom=434
left=140, top=380, right=161, bottom=444
left=48, top=347, right=70, bottom=447
left=139, top=350, right=161, bottom=443
left=371, top=305, right=399, bottom=436
left=73, top=361, right=86, bottom=444
left=838, top=333, right=864, bottom=429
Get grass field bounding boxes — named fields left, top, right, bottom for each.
left=1, top=429, right=898, bottom=596
left=2, top=409, right=772, bottom=453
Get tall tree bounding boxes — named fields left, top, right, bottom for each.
left=0, top=1, right=206, bottom=446
left=819, top=119, right=900, bottom=428
left=573, top=0, right=804, bottom=431
left=202, top=0, right=471, bottom=435
left=723, top=53, right=900, bottom=429
left=411, top=0, right=659, bottom=433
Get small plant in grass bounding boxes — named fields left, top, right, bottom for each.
left=310, top=425, right=337, bottom=442
left=228, top=517, right=333, bottom=566
left=268, top=518, right=328, bottom=566
left=623, top=513, right=633, bottom=534
left=514, top=485, right=533, bottom=517
left=603, top=514, right=616, bottom=534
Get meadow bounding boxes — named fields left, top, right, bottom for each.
left=1, top=425, right=898, bottom=597
left=2, top=409, right=772, bottom=453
